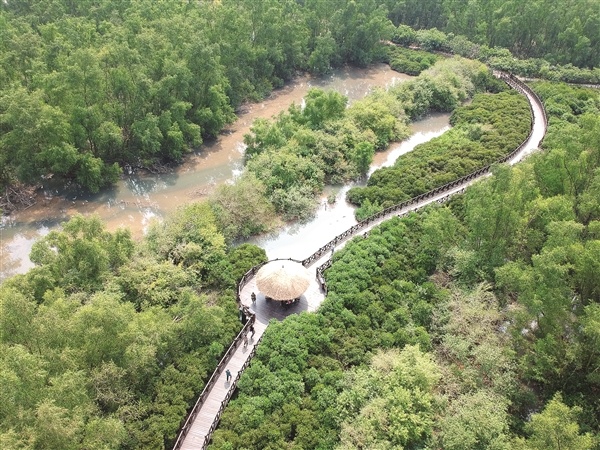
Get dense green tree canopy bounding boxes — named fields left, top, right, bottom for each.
left=208, top=82, right=600, bottom=449
left=2, top=0, right=598, bottom=196
left=0, top=0, right=395, bottom=192
left=384, top=0, right=600, bottom=69
left=1, top=2, right=600, bottom=449
left=242, top=83, right=411, bottom=221
left=0, top=212, right=266, bottom=449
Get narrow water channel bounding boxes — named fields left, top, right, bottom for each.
left=248, top=113, right=450, bottom=260
left=0, top=65, right=449, bottom=281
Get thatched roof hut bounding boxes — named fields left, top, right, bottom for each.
left=255, top=260, right=312, bottom=301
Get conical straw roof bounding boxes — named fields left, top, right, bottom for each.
left=255, top=260, right=312, bottom=301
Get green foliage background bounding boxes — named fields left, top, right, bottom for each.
left=2, top=0, right=598, bottom=193
left=383, top=0, right=600, bottom=69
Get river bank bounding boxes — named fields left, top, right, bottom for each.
left=1, top=64, right=412, bottom=281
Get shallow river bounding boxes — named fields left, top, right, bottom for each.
left=249, top=114, right=450, bottom=260
left=0, top=64, right=450, bottom=280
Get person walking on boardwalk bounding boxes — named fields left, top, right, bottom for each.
left=239, top=307, right=248, bottom=325
left=243, top=334, right=249, bottom=348
left=251, top=292, right=256, bottom=303
left=225, top=369, right=231, bottom=383
left=249, top=325, right=255, bottom=339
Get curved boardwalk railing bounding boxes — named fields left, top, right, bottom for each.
left=172, top=257, right=307, bottom=450
left=303, top=73, right=547, bottom=286
left=172, top=72, right=547, bottom=449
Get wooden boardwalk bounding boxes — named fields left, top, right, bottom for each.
left=177, top=271, right=323, bottom=450
left=174, top=75, right=547, bottom=450
left=178, top=320, right=268, bottom=450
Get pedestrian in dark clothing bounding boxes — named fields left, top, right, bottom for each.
left=249, top=325, right=255, bottom=339
left=243, top=334, right=249, bottom=348
left=251, top=292, right=256, bottom=303
left=225, top=369, right=231, bottom=383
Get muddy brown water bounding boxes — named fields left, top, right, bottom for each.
left=0, top=65, right=449, bottom=281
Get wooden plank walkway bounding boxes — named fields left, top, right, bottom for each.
left=174, top=74, right=547, bottom=450
left=178, top=319, right=268, bottom=450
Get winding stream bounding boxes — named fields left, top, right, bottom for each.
left=249, top=113, right=450, bottom=260
left=0, top=65, right=450, bottom=281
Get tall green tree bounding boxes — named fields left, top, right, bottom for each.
left=336, top=346, right=440, bottom=449
left=513, top=393, right=594, bottom=450
left=29, top=215, right=133, bottom=292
